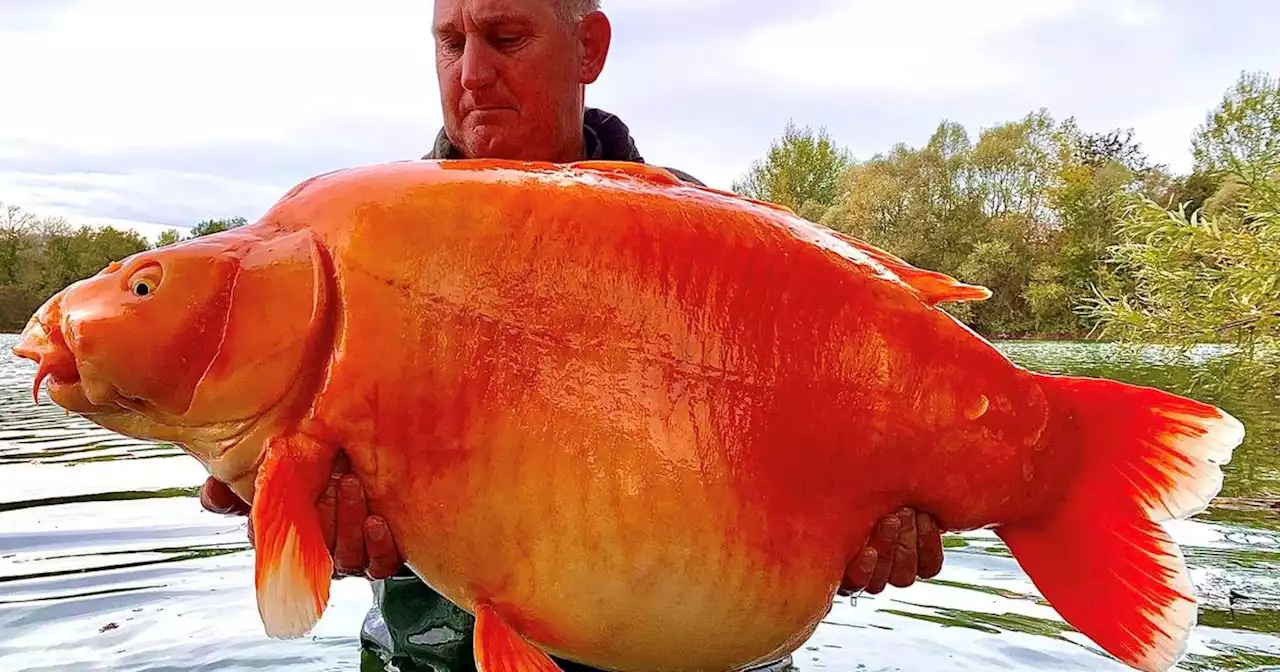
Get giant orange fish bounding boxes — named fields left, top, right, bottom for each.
left=12, top=159, right=1244, bottom=672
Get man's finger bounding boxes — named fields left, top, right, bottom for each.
left=319, top=451, right=353, bottom=555
left=888, top=507, right=918, bottom=588
left=364, top=516, right=403, bottom=580
left=865, top=513, right=899, bottom=594
left=916, top=512, right=944, bottom=580
left=838, top=547, right=878, bottom=595
left=317, top=477, right=339, bottom=553
left=332, top=474, right=368, bottom=577
left=199, top=477, right=250, bottom=516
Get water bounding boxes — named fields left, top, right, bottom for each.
left=0, top=334, right=1276, bottom=672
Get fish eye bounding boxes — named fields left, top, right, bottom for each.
left=126, top=263, right=163, bottom=298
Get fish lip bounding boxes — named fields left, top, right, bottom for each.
left=11, top=317, right=46, bottom=363
left=15, top=308, right=139, bottom=416
left=14, top=312, right=85, bottom=405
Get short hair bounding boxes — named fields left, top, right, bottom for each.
left=556, top=0, right=600, bottom=22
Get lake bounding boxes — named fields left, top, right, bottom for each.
left=1, top=334, right=1277, bottom=671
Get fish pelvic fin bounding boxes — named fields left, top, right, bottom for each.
left=474, top=602, right=564, bottom=672
left=996, top=374, right=1244, bottom=672
left=252, top=434, right=338, bottom=639
left=825, top=230, right=991, bottom=305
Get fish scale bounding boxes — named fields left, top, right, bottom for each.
left=11, top=158, right=1246, bottom=672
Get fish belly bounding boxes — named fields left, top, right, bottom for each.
left=328, top=307, right=1061, bottom=671
left=373, top=434, right=851, bottom=672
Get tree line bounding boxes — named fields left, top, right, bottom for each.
left=734, top=70, right=1279, bottom=390
left=0, top=213, right=244, bottom=332
left=2, top=70, right=1275, bottom=388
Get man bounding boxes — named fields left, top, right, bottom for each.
left=200, top=0, right=946, bottom=670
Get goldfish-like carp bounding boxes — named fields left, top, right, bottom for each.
left=13, top=159, right=1244, bottom=672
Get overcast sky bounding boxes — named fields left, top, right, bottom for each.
left=1, top=0, right=1277, bottom=241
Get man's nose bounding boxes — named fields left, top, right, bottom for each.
left=460, top=40, right=497, bottom=90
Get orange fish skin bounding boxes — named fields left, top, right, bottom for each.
left=258, top=160, right=1081, bottom=669
left=11, top=159, right=1243, bottom=672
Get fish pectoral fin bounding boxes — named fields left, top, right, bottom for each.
left=251, top=433, right=338, bottom=639
left=473, top=602, right=564, bottom=672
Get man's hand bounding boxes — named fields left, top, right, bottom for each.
left=202, top=462, right=942, bottom=591
left=198, top=451, right=404, bottom=580
left=838, top=507, right=944, bottom=596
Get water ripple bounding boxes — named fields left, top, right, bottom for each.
left=0, top=333, right=1278, bottom=671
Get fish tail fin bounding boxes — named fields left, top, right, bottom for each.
left=995, top=374, right=1244, bottom=672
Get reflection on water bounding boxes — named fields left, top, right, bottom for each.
left=0, top=334, right=1276, bottom=671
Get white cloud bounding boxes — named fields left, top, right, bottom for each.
left=0, top=0, right=441, bottom=153
left=0, top=0, right=1277, bottom=230
left=0, top=168, right=285, bottom=230
left=731, top=0, right=1083, bottom=94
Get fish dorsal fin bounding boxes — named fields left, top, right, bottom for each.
left=569, top=161, right=685, bottom=187
left=567, top=160, right=987, bottom=306
left=827, top=230, right=992, bottom=305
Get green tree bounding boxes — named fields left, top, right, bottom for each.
left=824, top=121, right=984, bottom=275
left=1083, top=150, right=1280, bottom=392
left=1033, top=117, right=1155, bottom=334
left=1192, top=70, right=1280, bottom=174
left=808, top=108, right=1184, bottom=338
left=0, top=204, right=39, bottom=286
left=0, top=203, right=153, bottom=332
left=156, top=229, right=183, bottom=247
left=733, top=121, right=852, bottom=220
left=189, top=216, right=248, bottom=237
left=821, top=111, right=1094, bottom=336
left=0, top=204, right=261, bottom=332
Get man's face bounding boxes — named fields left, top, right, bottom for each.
left=433, top=0, right=610, bottom=162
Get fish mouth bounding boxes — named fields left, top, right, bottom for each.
left=14, top=312, right=76, bottom=401
left=12, top=309, right=120, bottom=415
left=13, top=308, right=255, bottom=467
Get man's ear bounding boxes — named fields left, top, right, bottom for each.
left=579, top=10, right=611, bottom=84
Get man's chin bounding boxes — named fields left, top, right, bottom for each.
left=462, top=134, right=516, bottom=159
left=458, top=127, right=545, bottom=161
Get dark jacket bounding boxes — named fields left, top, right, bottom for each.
left=421, top=107, right=706, bottom=187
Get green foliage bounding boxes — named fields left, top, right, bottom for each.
left=1083, top=70, right=1280, bottom=392
left=732, top=120, right=852, bottom=219
left=735, top=70, right=1280, bottom=356
left=1192, top=70, right=1280, bottom=175
left=189, top=217, right=248, bottom=237
left=1083, top=149, right=1280, bottom=392
left=0, top=204, right=246, bottom=332
left=810, top=109, right=1147, bottom=336
left=156, top=229, right=183, bottom=247
left=0, top=204, right=154, bottom=331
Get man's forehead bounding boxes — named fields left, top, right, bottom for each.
left=433, top=0, right=558, bottom=29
